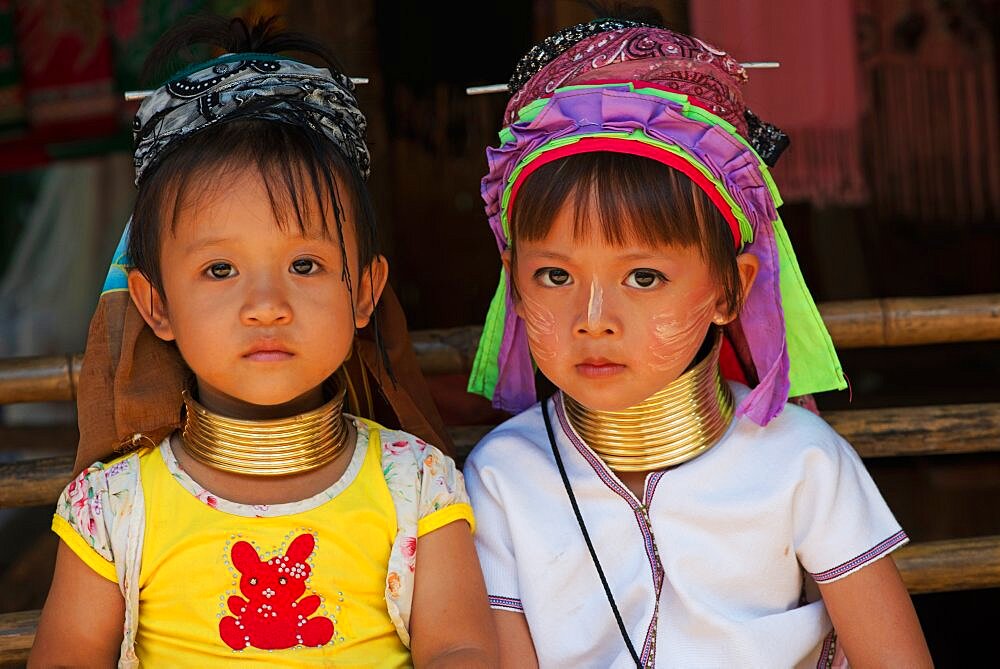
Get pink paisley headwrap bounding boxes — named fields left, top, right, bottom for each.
left=505, top=25, right=749, bottom=134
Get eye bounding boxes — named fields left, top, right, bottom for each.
left=249, top=577, right=257, bottom=586
left=534, top=267, right=572, bottom=287
left=206, top=262, right=235, bottom=279
left=290, top=258, right=320, bottom=275
left=624, top=269, right=666, bottom=289
left=279, top=577, right=287, bottom=585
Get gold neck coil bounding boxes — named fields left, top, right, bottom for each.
left=181, top=384, right=350, bottom=476
left=563, top=331, right=734, bottom=472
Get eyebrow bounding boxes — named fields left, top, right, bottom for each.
left=520, top=250, right=573, bottom=261
left=183, top=237, right=233, bottom=254
left=521, top=249, right=667, bottom=262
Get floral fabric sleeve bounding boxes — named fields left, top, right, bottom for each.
left=416, top=441, right=474, bottom=537
left=370, top=421, right=475, bottom=648
left=52, top=463, right=118, bottom=582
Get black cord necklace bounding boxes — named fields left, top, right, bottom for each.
left=542, top=397, right=644, bottom=669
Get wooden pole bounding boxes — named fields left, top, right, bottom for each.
left=0, top=354, right=82, bottom=405
left=4, top=403, right=999, bottom=508
left=894, top=535, right=1000, bottom=594
left=2, top=295, right=996, bottom=402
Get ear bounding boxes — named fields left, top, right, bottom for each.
left=501, top=248, right=523, bottom=318
left=353, top=255, right=388, bottom=329
left=127, top=270, right=175, bottom=341
left=285, top=533, right=315, bottom=562
left=713, top=252, right=760, bottom=325
left=231, top=541, right=259, bottom=572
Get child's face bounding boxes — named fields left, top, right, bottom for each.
left=129, top=166, right=386, bottom=417
left=507, top=201, right=746, bottom=412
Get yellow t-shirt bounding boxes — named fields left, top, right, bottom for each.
left=53, top=420, right=474, bottom=667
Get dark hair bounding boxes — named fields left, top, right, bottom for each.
left=509, top=153, right=743, bottom=316
left=129, top=15, right=375, bottom=292
left=580, top=0, right=665, bottom=26
left=128, top=14, right=390, bottom=375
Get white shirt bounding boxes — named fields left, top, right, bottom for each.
left=464, top=384, right=907, bottom=668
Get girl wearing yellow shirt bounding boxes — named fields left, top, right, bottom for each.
left=30, top=15, right=496, bottom=668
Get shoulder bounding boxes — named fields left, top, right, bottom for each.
left=466, top=402, right=549, bottom=468
left=464, top=402, right=557, bottom=502
left=730, top=383, right=849, bottom=455
left=63, top=447, right=151, bottom=500
left=358, top=417, right=451, bottom=467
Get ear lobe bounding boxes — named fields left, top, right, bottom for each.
left=127, top=270, right=175, bottom=341
left=353, top=255, right=388, bottom=329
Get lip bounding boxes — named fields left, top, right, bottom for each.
left=243, top=341, right=294, bottom=362
left=575, top=358, right=626, bottom=378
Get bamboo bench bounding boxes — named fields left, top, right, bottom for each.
left=1, top=294, right=998, bottom=663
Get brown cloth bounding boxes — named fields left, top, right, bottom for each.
left=74, top=284, right=452, bottom=476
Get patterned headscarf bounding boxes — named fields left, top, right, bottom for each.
left=75, top=53, right=450, bottom=474
left=133, top=52, right=369, bottom=184
left=468, top=21, right=844, bottom=426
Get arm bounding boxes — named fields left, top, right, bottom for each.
left=408, top=520, right=499, bottom=669
left=494, top=610, right=538, bottom=669
left=818, top=555, right=931, bottom=668
left=29, top=541, right=125, bottom=668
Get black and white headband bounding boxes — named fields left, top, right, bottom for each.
left=132, top=52, right=370, bottom=185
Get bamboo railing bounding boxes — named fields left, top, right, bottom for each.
left=1, top=295, right=999, bottom=402
left=0, top=293, right=998, bottom=662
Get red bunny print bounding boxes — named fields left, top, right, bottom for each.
left=219, top=533, right=334, bottom=651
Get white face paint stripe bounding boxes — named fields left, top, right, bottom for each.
left=587, top=277, right=603, bottom=331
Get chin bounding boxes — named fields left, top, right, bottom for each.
left=565, top=377, right=680, bottom=413
left=562, top=386, right=643, bottom=413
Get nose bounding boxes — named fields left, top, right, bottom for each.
left=239, top=276, right=292, bottom=326
left=574, top=279, right=619, bottom=336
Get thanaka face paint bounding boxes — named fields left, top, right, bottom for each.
left=520, top=291, right=558, bottom=360
left=586, top=277, right=604, bottom=332
left=648, top=291, right=717, bottom=371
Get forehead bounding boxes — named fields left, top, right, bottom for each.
left=167, top=159, right=351, bottom=243
left=524, top=194, right=696, bottom=253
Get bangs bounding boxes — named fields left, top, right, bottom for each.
left=509, top=152, right=743, bottom=314
left=510, top=152, right=725, bottom=252
left=130, top=116, right=378, bottom=295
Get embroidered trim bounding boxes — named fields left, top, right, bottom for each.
left=817, top=629, right=837, bottom=669
left=488, top=595, right=524, bottom=612
left=554, top=396, right=663, bottom=666
left=811, top=530, right=909, bottom=582
left=645, top=471, right=666, bottom=507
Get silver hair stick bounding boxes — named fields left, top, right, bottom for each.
left=465, top=62, right=780, bottom=96
left=124, top=77, right=370, bottom=101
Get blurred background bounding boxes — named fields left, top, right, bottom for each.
left=0, top=0, right=998, bottom=664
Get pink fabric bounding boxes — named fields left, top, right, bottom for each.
left=504, top=26, right=749, bottom=134
left=691, top=0, right=868, bottom=205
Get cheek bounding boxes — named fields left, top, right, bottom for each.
left=646, top=292, right=716, bottom=371
left=519, top=291, right=560, bottom=361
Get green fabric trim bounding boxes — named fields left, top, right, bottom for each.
left=507, top=81, right=783, bottom=206
left=500, top=129, right=755, bottom=246
left=773, top=215, right=846, bottom=395
left=467, top=269, right=509, bottom=400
